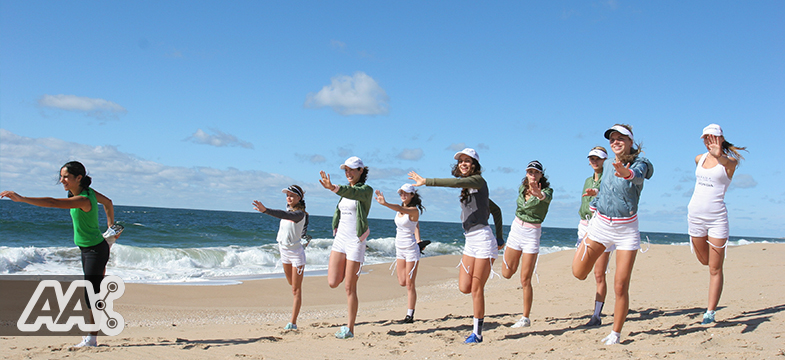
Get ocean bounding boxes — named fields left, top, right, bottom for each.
left=1, top=201, right=780, bottom=285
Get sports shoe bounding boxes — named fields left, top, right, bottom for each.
left=401, top=315, right=414, bottom=324
left=585, top=315, right=601, bottom=327
left=284, top=322, right=297, bottom=330
left=510, top=316, right=531, bottom=328
left=418, top=240, right=431, bottom=254
left=601, top=332, right=620, bottom=345
left=335, top=326, right=353, bottom=339
left=701, top=310, right=716, bottom=325
left=464, top=333, right=483, bottom=344
left=73, top=335, right=97, bottom=348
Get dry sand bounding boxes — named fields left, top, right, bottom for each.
left=3, top=243, right=783, bottom=359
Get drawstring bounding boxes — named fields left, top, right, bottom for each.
left=605, top=250, right=614, bottom=274
left=580, top=239, right=589, bottom=261
left=389, top=260, right=397, bottom=276
left=503, top=255, right=511, bottom=270
left=408, top=260, right=418, bottom=279
left=296, top=265, right=304, bottom=276
left=708, top=239, right=728, bottom=259
left=532, top=254, right=540, bottom=284
left=456, top=259, right=470, bottom=274
left=488, top=258, right=500, bottom=279
left=356, top=263, right=364, bottom=276
left=639, top=236, right=651, bottom=253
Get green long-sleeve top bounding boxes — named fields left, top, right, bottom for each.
left=424, top=174, right=504, bottom=246
left=579, top=173, right=601, bottom=220
left=515, top=184, right=553, bottom=224
left=331, top=182, right=374, bottom=238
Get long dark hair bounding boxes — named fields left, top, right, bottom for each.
left=450, top=157, right=482, bottom=204
left=288, top=185, right=306, bottom=212
left=721, top=140, right=747, bottom=164
left=61, top=161, right=92, bottom=197
left=521, top=172, right=550, bottom=197
left=357, top=167, right=369, bottom=185
left=403, top=192, right=426, bottom=214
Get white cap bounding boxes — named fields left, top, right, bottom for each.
left=398, top=183, right=416, bottom=194
left=701, top=124, right=723, bottom=138
left=340, top=156, right=365, bottom=170
left=587, top=149, right=608, bottom=159
left=604, top=125, right=634, bottom=143
left=453, top=148, right=479, bottom=162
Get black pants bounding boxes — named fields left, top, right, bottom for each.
left=79, top=240, right=110, bottom=308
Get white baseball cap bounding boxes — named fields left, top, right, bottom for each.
left=604, top=125, right=634, bottom=143
left=587, top=149, right=608, bottom=159
left=701, top=124, right=723, bottom=138
left=453, top=148, right=479, bottom=162
left=398, top=183, right=416, bottom=194
left=340, top=156, right=365, bottom=170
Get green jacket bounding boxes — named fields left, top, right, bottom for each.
left=515, top=184, right=553, bottom=224
left=332, top=183, right=374, bottom=238
left=579, top=173, right=601, bottom=220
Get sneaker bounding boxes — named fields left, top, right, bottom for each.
left=335, top=326, right=353, bottom=339
left=510, top=316, right=531, bottom=328
left=418, top=240, right=431, bottom=254
left=284, top=322, right=297, bottom=330
left=73, top=335, right=97, bottom=348
left=464, top=333, right=483, bottom=344
left=401, top=315, right=414, bottom=324
left=601, top=332, right=620, bottom=345
left=585, top=315, right=601, bottom=327
left=701, top=310, right=716, bottom=325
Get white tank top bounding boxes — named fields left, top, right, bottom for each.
left=394, top=213, right=418, bottom=248
left=336, top=197, right=359, bottom=241
left=687, top=153, right=731, bottom=217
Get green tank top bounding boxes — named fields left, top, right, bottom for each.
left=70, top=189, right=104, bottom=247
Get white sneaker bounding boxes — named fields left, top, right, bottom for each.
left=510, top=316, right=531, bottom=328
left=601, top=332, right=620, bottom=345
left=73, top=335, right=97, bottom=347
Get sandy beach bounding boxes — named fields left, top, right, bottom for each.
left=3, top=243, right=783, bottom=359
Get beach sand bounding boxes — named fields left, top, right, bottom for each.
left=3, top=243, right=783, bottom=359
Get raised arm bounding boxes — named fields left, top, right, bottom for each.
left=0, top=191, right=91, bottom=212
left=375, top=190, right=419, bottom=221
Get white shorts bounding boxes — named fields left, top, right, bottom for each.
left=687, top=213, right=729, bottom=239
left=586, top=213, right=640, bottom=251
left=396, top=242, right=421, bottom=262
left=506, top=219, right=541, bottom=254
left=279, top=244, right=306, bottom=268
left=332, top=229, right=368, bottom=263
left=578, top=219, right=615, bottom=252
left=463, top=226, right=498, bottom=260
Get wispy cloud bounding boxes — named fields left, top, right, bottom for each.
left=304, top=72, right=389, bottom=116
left=38, top=94, right=127, bottom=119
left=446, top=143, right=467, bottom=152
left=730, top=174, right=758, bottom=190
left=330, top=39, right=346, bottom=50
left=185, top=128, right=254, bottom=149
left=397, top=148, right=424, bottom=161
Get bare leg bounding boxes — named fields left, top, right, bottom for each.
left=572, top=238, right=607, bottom=280
left=501, top=247, right=521, bottom=279
left=405, top=261, right=418, bottom=311
left=593, top=252, right=611, bottom=302
left=519, top=253, right=538, bottom=318
left=285, top=264, right=304, bottom=325
left=706, top=236, right=726, bottom=311
left=344, top=260, right=362, bottom=334
left=328, top=251, right=346, bottom=288
left=612, top=250, right=637, bottom=333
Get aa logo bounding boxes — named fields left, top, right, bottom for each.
left=17, top=275, right=125, bottom=336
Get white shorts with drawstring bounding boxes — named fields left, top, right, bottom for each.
left=462, top=226, right=498, bottom=260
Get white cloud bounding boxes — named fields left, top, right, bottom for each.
left=185, top=128, right=254, bottom=149
left=38, top=94, right=127, bottom=119
left=304, top=72, right=389, bottom=116
left=397, top=148, right=424, bottom=161
left=446, top=143, right=467, bottom=151
left=309, top=154, right=326, bottom=163
left=730, top=174, right=757, bottom=190
left=330, top=39, right=346, bottom=50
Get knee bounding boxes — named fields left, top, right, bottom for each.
left=292, top=287, right=302, bottom=297
left=594, top=273, right=606, bottom=284
left=614, top=282, right=629, bottom=296
left=501, top=270, right=513, bottom=279
left=344, top=284, right=357, bottom=297
left=406, top=281, right=415, bottom=291
left=572, top=267, right=589, bottom=280
left=520, top=276, right=532, bottom=288
left=708, top=266, right=723, bottom=277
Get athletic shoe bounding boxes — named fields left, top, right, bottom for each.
left=418, top=240, right=431, bottom=254
left=284, top=322, right=297, bottom=330
left=585, top=315, right=601, bottom=327
left=510, top=316, right=531, bottom=328
left=73, top=335, right=97, bottom=348
left=464, top=333, right=483, bottom=344
left=401, top=315, right=414, bottom=324
left=701, top=310, right=716, bottom=325
left=335, top=326, right=353, bottom=339
left=601, top=332, right=620, bottom=345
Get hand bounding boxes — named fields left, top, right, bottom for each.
left=528, top=178, right=543, bottom=199
left=408, top=171, right=426, bottom=186
left=0, top=191, right=22, bottom=202
left=319, top=171, right=334, bottom=190
left=374, top=190, right=387, bottom=205
left=252, top=200, right=266, bottom=213
left=582, top=188, right=598, bottom=197
left=612, top=161, right=632, bottom=179
left=706, top=135, right=723, bottom=158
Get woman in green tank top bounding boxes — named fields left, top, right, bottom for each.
left=1, top=161, right=116, bottom=348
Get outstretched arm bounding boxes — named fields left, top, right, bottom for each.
left=0, top=191, right=90, bottom=212
left=375, top=190, right=419, bottom=221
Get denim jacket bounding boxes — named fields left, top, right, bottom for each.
left=589, top=156, right=654, bottom=219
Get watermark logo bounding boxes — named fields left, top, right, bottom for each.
left=0, top=275, right=124, bottom=336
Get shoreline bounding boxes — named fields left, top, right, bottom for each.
left=3, top=243, right=783, bottom=359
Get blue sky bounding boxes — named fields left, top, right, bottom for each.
left=1, top=1, right=783, bottom=238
